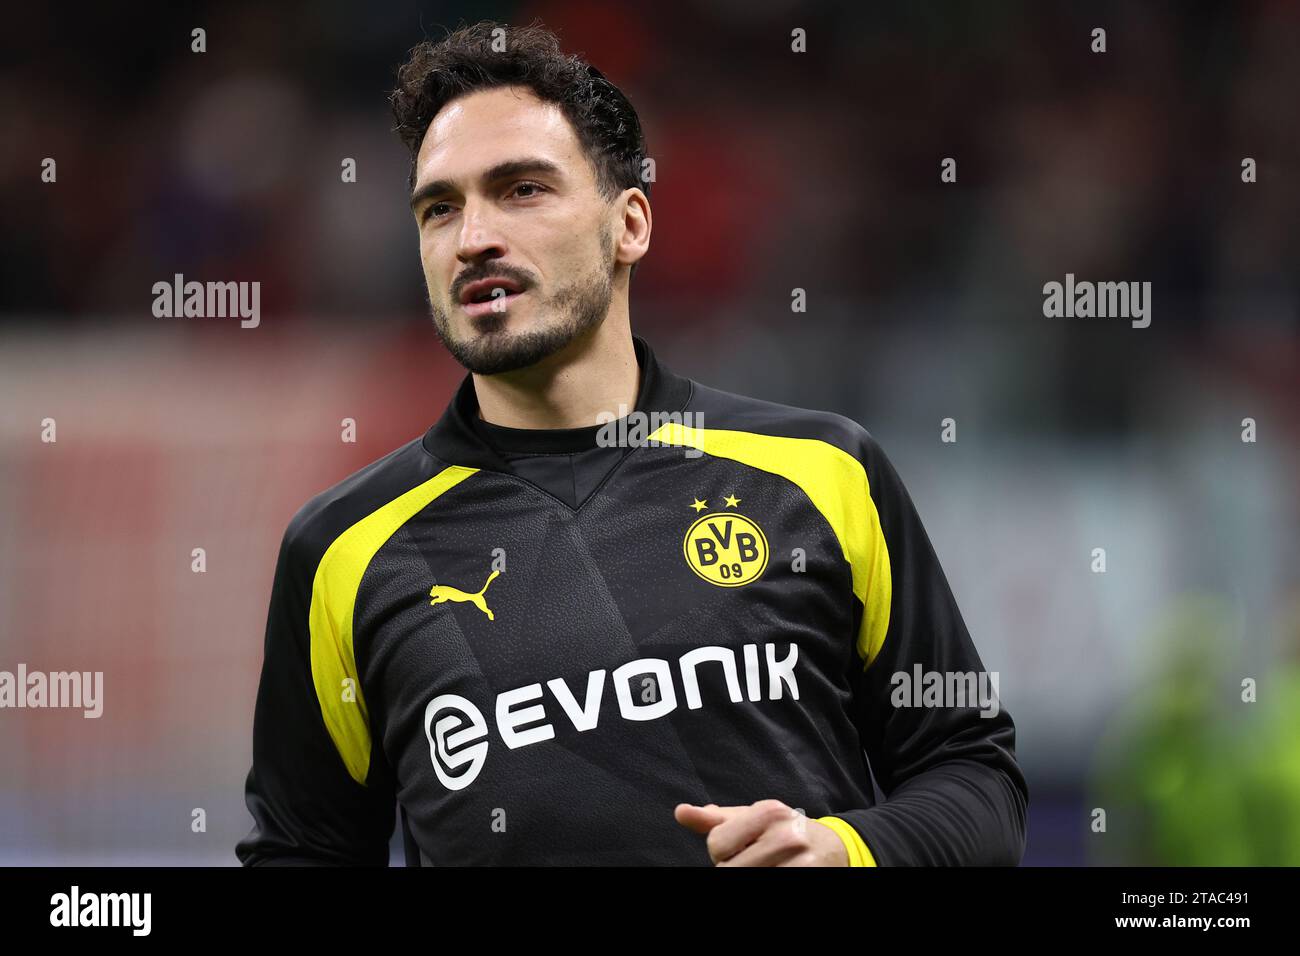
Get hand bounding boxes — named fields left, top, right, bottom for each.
left=674, top=798, right=849, bottom=866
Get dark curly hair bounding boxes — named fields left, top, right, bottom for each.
left=390, top=20, right=650, bottom=207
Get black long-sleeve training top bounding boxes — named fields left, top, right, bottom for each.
left=236, top=335, right=1028, bottom=866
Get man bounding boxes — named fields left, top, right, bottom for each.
left=236, top=21, right=1027, bottom=866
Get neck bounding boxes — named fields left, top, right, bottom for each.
left=472, top=315, right=639, bottom=430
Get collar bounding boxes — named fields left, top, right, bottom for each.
left=422, top=335, right=693, bottom=471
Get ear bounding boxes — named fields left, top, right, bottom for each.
left=612, top=187, right=651, bottom=272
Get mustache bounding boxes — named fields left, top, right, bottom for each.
left=451, top=266, right=534, bottom=301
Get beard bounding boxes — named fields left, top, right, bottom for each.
left=429, top=234, right=617, bottom=376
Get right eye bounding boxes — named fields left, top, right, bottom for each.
left=422, top=202, right=453, bottom=223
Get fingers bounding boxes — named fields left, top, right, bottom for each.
left=673, top=802, right=728, bottom=834
left=676, top=799, right=833, bottom=866
left=717, top=826, right=810, bottom=867
left=719, top=812, right=827, bottom=866
left=705, top=800, right=793, bottom=863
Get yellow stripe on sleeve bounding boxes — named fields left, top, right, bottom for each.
left=309, top=465, right=478, bottom=786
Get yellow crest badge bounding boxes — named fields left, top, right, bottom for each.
left=682, top=494, right=769, bottom=587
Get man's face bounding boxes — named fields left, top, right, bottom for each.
left=410, top=85, right=621, bottom=375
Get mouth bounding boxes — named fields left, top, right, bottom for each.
left=461, top=288, right=526, bottom=318
left=458, top=277, right=527, bottom=317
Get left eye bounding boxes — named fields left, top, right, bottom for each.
left=512, top=182, right=544, bottom=198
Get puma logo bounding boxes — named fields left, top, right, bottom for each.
left=429, top=568, right=501, bottom=621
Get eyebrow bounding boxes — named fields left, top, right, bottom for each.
left=409, top=157, right=564, bottom=210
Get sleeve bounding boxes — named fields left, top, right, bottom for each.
left=235, top=513, right=397, bottom=866
left=823, top=434, right=1029, bottom=866
left=814, top=814, right=877, bottom=866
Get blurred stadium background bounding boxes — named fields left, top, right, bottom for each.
left=1, top=1, right=1297, bottom=865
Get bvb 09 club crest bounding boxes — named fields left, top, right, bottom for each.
left=682, top=494, right=769, bottom=587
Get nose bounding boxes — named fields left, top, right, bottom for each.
left=455, top=198, right=507, bottom=265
